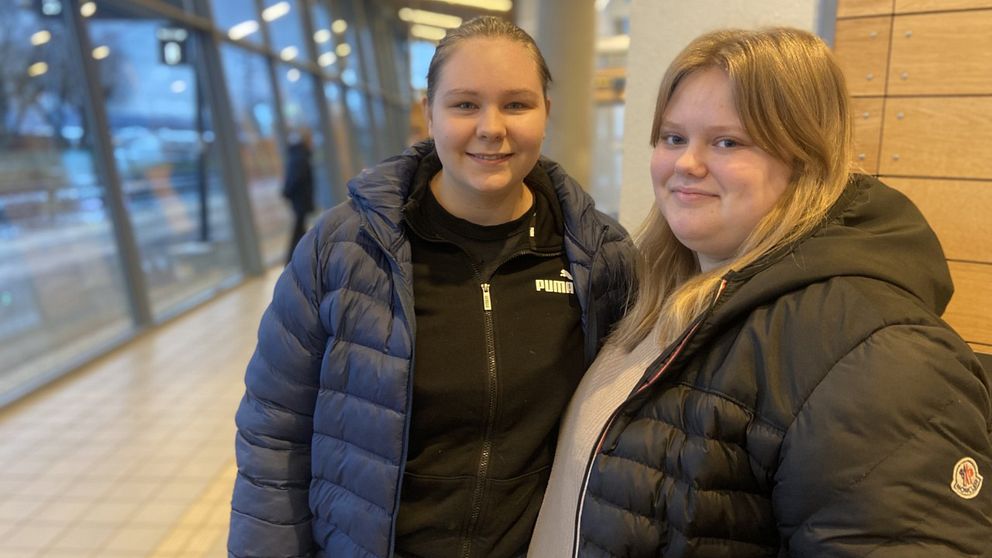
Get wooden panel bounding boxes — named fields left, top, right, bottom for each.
left=896, top=0, right=992, bottom=13
left=887, top=11, right=992, bottom=95
left=834, top=17, right=892, bottom=96
left=838, top=0, right=894, bottom=17
left=851, top=98, right=884, bottom=174
left=944, top=261, right=992, bottom=346
left=879, top=97, right=992, bottom=179
left=884, top=177, right=992, bottom=262
left=972, top=342, right=992, bottom=355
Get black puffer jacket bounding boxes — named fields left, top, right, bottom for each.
left=578, top=175, right=992, bottom=557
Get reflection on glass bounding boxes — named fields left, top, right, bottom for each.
left=263, top=0, right=308, bottom=63
left=325, top=82, right=355, bottom=180
left=208, top=0, right=261, bottom=44
left=308, top=0, right=339, bottom=77
left=276, top=64, right=331, bottom=209
left=0, top=3, right=131, bottom=396
left=345, top=88, right=374, bottom=169
left=220, top=45, right=290, bottom=265
left=590, top=2, right=630, bottom=218
left=87, top=9, right=242, bottom=318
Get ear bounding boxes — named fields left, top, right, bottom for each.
left=544, top=96, right=551, bottom=117
left=421, top=96, right=433, bottom=137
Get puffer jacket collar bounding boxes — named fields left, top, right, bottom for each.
left=347, top=139, right=613, bottom=265
left=641, top=173, right=954, bottom=390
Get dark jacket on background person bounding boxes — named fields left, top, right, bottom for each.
left=577, top=175, right=992, bottom=557
left=229, top=140, right=635, bottom=558
left=282, top=141, right=315, bottom=215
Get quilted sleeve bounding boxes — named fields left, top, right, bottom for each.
left=229, top=227, right=327, bottom=558
left=775, top=324, right=992, bottom=557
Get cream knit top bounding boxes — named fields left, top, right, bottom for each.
left=528, top=327, right=664, bottom=557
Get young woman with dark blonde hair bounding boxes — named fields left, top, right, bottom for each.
left=530, top=27, right=991, bottom=557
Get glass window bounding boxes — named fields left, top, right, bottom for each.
left=0, top=3, right=132, bottom=397
left=308, top=0, right=339, bottom=78
left=409, top=39, right=433, bottom=90
left=86, top=4, right=242, bottom=317
left=324, top=82, right=355, bottom=180
left=263, top=0, right=309, bottom=64
left=208, top=0, right=262, bottom=45
left=345, top=87, right=374, bottom=169
left=219, top=44, right=290, bottom=265
left=276, top=64, right=330, bottom=208
left=368, top=96, right=387, bottom=160
left=351, top=2, right=380, bottom=91
left=591, top=0, right=631, bottom=218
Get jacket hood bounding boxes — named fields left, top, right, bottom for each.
left=714, top=174, right=953, bottom=324
left=347, top=139, right=620, bottom=255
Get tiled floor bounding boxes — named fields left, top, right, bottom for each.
left=0, top=267, right=281, bottom=557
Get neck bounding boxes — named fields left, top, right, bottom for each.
left=696, top=253, right=731, bottom=273
left=430, top=173, right=533, bottom=225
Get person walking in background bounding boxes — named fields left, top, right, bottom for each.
left=281, top=127, right=314, bottom=265
left=530, top=27, right=992, bottom=557
left=229, top=16, right=635, bottom=558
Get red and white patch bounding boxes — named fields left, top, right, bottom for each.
left=950, top=457, right=983, bottom=500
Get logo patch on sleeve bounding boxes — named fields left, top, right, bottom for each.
left=950, top=457, right=983, bottom=499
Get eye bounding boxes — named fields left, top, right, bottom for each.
left=716, top=138, right=741, bottom=148
left=505, top=101, right=528, bottom=110
left=452, top=101, right=476, bottom=110
left=662, top=134, right=686, bottom=146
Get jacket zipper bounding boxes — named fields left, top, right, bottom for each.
left=359, top=221, right=417, bottom=558
left=460, top=244, right=559, bottom=557
left=460, top=282, right=497, bottom=558
left=569, top=279, right=727, bottom=557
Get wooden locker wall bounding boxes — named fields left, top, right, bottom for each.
left=835, top=0, right=992, bottom=353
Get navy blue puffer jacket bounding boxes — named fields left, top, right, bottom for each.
left=229, top=142, right=635, bottom=558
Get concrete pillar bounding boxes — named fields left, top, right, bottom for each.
left=617, top=0, right=824, bottom=230
left=516, top=0, right=596, bottom=189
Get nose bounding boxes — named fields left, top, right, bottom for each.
left=476, top=107, right=505, bottom=142
left=674, top=143, right=706, bottom=177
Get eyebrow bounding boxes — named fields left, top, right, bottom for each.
left=660, top=120, right=747, bottom=135
left=441, top=88, right=541, bottom=98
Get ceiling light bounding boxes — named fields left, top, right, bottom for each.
left=28, top=62, right=49, bottom=77
left=314, top=29, right=331, bottom=43
left=410, top=24, right=446, bottom=42
left=398, top=8, right=462, bottom=29
left=280, top=46, right=299, bottom=61
left=80, top=1, right=96, bottom=17
left=335, top=43, right=351, bottom=57
left=228, top=20, right=259, bottom=40
left=31, top=30, right=52, bottom=46
left=318, top=52, right=337, bottom=67
left=429, top=0, right=511, bottom=12
left=287, top=68, right=301, bottom=82
left=596, top=34, right=630, bottom=53
left=262, top=1, right=290, bottom=22
left=331, top=19, right=348, bottom=34
left=92, top=45, right=110, bottom=60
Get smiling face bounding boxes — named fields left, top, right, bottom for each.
left=424, top=37, right=549, bottom=223
left=651, top=67, right=792, bottom=272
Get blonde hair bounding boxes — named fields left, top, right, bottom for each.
left=612, top=27, right=853, bottom=350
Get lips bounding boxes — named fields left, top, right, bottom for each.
left=468, top=152, right=512, bottom=162
left=669, top=186, right=717, bottom=202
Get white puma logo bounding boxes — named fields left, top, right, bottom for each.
left=536, top=269, right=575, bottom=294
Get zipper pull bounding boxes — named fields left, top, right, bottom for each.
left=481, top=283, right=492, bottom=311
